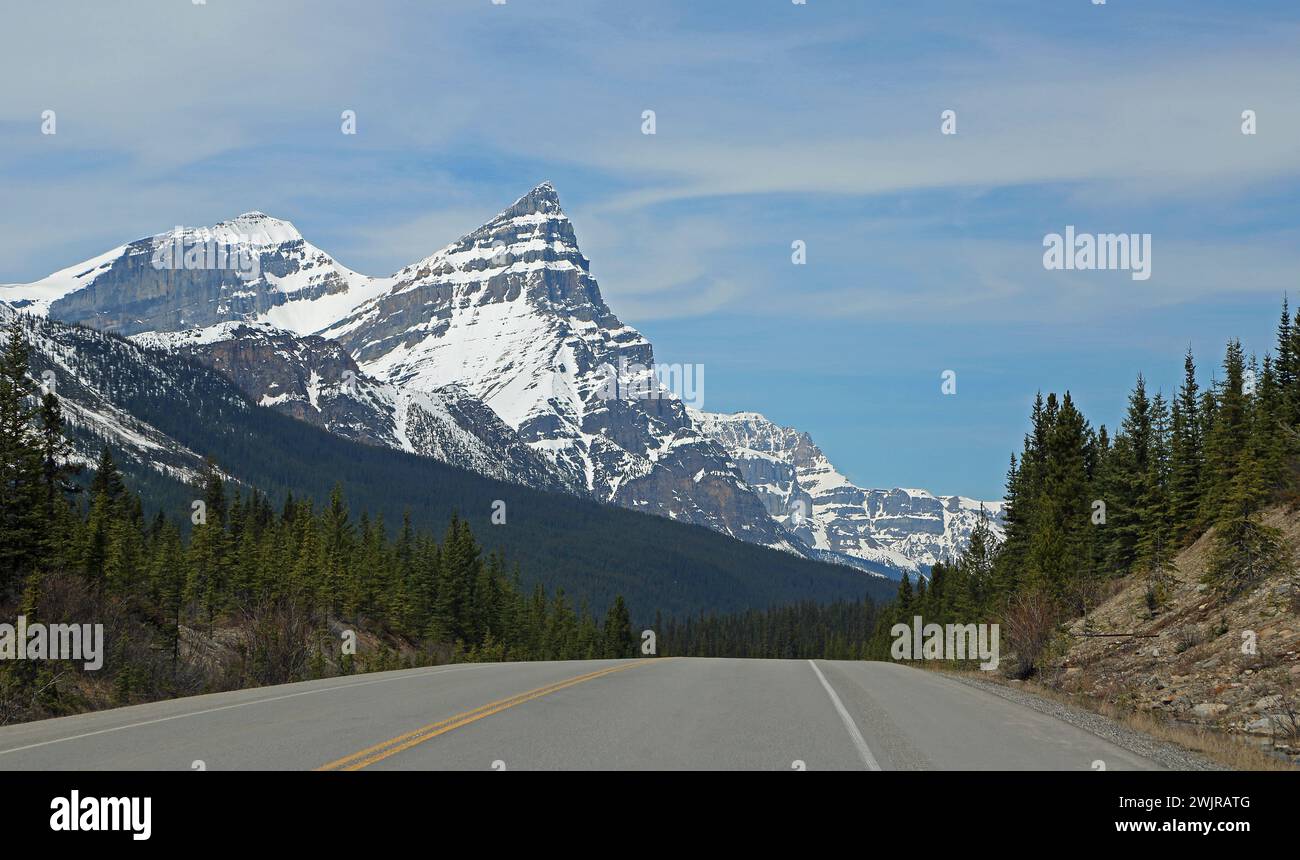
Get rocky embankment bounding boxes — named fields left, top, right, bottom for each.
left=1044, top=507, right=1300, bottom=763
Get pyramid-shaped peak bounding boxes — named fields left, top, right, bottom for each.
left=498, top=181, right=566, bottom=221
left=524, top=181, right=560, bottom=205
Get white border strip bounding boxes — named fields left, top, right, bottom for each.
left=808, top=660, right=882, bottom=771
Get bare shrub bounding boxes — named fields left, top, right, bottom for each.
left=1273, top=696, right=1300, bottom=745
left=1172, top=624, right=1204, bottom=654
left=228, top=597, right=321, bottom=688
left=1002, top=588, right=1059, bottom=679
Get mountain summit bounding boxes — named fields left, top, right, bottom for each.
left=0, top=212, right=383, bottom=335
left=322, top=184, right=797, bottom=550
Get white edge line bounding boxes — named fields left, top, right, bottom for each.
left=808, top=659, right=882, bottom=771
left=0, top=663, right=486, bottom=757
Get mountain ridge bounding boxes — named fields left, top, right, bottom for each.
left=2, top=183, right=1002, bottom=578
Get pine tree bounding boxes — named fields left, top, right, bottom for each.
left=187, top=461, right=231, bottom=625
left=1202, top=340, right=1256, bottom=519
left=1204, top=451, right=1291, bottom=596
left=470, top=555, right=500, bottom=644
left=1135, top=393, right=1179, bottom=611
left=602, top=594, right=635, bottom=657
left=430, top=515, right=477, bottom=643
left=88, top=446, right=125, bottom=502
left=1135, top=391, right=1173, bottom=571
left=1251, top=353, right=1290, bottom=493
left=390, top=510, right=417, bottom=628
left=1169, top=348, right=1203, bottom=537
left=36, top=391, right=77, bottom=536
left=961, top=505, right=997, bottom=610
left=0, top=319, right=45, bottom=590
left=1283, top=299, right=1300, bottom=426
left=1026, top=393, right=1094, bottom=604
left=1276, top=296, right=1294, bottom=409
left=1102, top=376, right=1153, bottom=577
left=992, top=453, right=1024, bottom=596
left=81, top=447, right=127, bottom=586
left=104, top=507, right=145, bottom=593
left=322, top=482, right=354, bottom=615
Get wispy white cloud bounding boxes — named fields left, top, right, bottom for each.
left=2, top=0, right=1297, bottom=324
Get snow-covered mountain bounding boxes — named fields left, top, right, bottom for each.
left=320, top=183, right=801, bottom=551
left=689, top=409, right=1005, bottom=575
left=2, top=182, right=1001, bottom=577
left=2, top=212, right=389, bottom=335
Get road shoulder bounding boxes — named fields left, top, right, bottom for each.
left=942, top=670, right=1225, bottom=771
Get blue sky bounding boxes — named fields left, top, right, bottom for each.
left=2, top=0, right=1298, bottom=500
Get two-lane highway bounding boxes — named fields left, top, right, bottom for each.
left=0, top=658, right=1164, bottom=770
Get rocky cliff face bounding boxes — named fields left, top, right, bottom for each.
left=23, top=213, right=387, bottom=337
left=134, top=321, right=398, bottom=448
left=690, top=409, right=1005, bottom=574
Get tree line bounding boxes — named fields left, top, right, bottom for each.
left=658, top=598, right=882, bottom=660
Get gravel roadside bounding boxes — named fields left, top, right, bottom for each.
left=945, top=671, right=1227, bottom=771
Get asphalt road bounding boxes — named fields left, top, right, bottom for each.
left=0, top=658, right=1164, bottom=770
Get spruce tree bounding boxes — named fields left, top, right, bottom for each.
left=1169, top=348, right=1203, bottom=537
left=36, top=392, right=76, bottom=534
left=896, top=572, right=914, bottom=617
left=602, top=595, right=634, bottom=658
left=1135, top=391, right=1173, bottom=571
left=81, top=447, right=127, bottom=586
left=1204, top=454, right=1291, bottom=596
left=430, top=515, right=476, bottom=643
left=1285, top=300, right=1300, bottom=425
left=1276, top=296, right=1294, bottom=407
left=1027, top=393, right=1094, bottom=603
left=1103, top=376, right=1153, bottom=577
left=0, top=319, right=45, bottom=590
left=322, top=482, right=354, bottom=615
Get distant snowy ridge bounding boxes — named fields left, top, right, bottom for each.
left=689, top=408, right=1004, bottom=575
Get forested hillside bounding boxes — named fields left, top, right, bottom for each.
left=7, top=313, right=893, bottom=620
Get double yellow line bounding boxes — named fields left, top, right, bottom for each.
left=317, top=659, right=659, bottom=771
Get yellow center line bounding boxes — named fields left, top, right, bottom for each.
left=316, top=659, right=662, bottom=771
